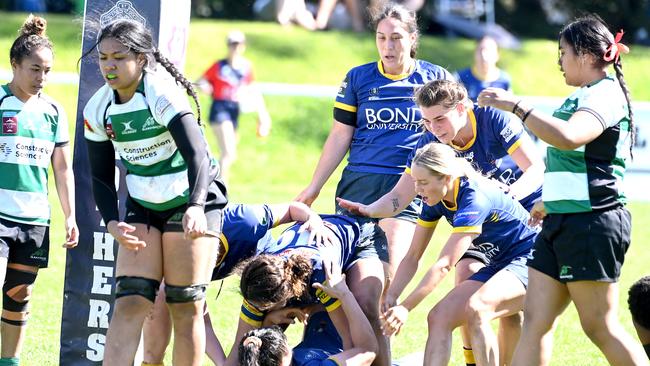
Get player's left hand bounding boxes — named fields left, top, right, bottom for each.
left=528, top=200, right=546, bottom=227
left=63, top=216, right=79, bottom=249
left=183, top=205, right=207, bottom=239
left=312, top=258, right=350, bottom=300
left=477, top=87, right=518, bottom=112
left=381, top=305, right=408, bottom=336
left=299, top=214, right=335, bottom=247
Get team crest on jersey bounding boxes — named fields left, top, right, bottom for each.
left=121, top=120, right=137, bottom=135
left=337, top=76, right=348, bottom=98
left=142, top=116, right=163, bottom=131
left=2, top=112, right=18, bottom=135
left=105, top=118, right=116, bottom=140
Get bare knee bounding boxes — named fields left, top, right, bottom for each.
left=466, top=295, right=493, bottom=327
left=114, top=296, right=153, bottom=319
left=427, top=304, right=453, bottom=331
left=579, top=315, right=618, bottom=346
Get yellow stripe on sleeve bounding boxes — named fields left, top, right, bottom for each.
left=325, top=299, right=342, bottom=312
left=334, top=101, right=357, bottom=112
left=506, top=139, right=523, bottom=155
left=452, top=226, right=482, bottom=234
left=416, top=218, right=439, bottom=228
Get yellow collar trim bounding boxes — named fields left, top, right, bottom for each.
left=450, top=109, right=477, bottom=151
left=377, top=60, right=414, bottom=80
left=442, top=177, right=460, bottom=211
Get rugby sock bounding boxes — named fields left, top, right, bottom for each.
left=141, top=363, right=164, bottom=366
left=463, top=347, right=476, bottom=366
left=0, top=358, right=19, bottom=366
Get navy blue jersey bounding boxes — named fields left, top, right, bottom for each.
left=240, top=215, right=364, bottom=326
left=212, top=204, right=277, bottom=281
left=407, top=105, right=541, bottom=210
left=292, top=311, right=342, bottom=366
left=334, top=60, right=453, bottom=175
left=418, top=177, right=536, bottom=268
left=455, top=67, right=511, bottom=102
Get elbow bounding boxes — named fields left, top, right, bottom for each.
left=434, top=262, right=453, bottom=277
left=553, top=134, right=583, bottom=150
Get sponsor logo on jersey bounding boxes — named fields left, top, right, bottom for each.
left=142, top=116, right=163, bottom=131
left=0, top=142, right=12, bottom=159
left=155, top=96, right=173, bottom=119
left=500, top=125, right=515, bottom=143
left=2, top=112, right=18, bottom=135
left=365, top=107, right=421, bottom=124
left=121, top=120, right=137, bottom=135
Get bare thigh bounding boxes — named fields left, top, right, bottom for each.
left=162, top=232, right=219, bottom=286
left=115, top=224, right=163, bottom=280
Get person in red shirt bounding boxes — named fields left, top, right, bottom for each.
left=196, top=30, right=271, bottom=183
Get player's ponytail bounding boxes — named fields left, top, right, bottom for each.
left=152, top=48, right=202, bottom=125
left=238, top=327, right=290, bottom=366
left=238, top=254, right=313, bottom=311
left=10, top=14, right=53, bottom=64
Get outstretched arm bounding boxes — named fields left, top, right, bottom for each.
left=337, top=172, right=417, bottom=218
left=295, top=121, right=354, bottom=206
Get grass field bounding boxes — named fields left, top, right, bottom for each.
left=0, top=11, right=649, bottom=365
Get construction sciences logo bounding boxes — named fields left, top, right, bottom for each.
left=2, top=112, right=18, bottom=135
left=365, top=106, right=421, bottom=131
left=142, top=116, right=163, bottom=132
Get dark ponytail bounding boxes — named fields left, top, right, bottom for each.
left=237, top=253, right=313, bottom=311
left=10, top=14, right=53, bottom=64
left=238, top=327, right=289, bottom=366
left=612, top=59, right=634, bottom=158
left=80, top=19, right=202, bottom=124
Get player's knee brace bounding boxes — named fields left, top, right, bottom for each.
left=2, top=267, right=37, bottom=326
left=165, top=283, right=207, bottom=303
left=115, top=276, right=160, bottom=303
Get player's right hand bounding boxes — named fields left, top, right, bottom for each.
left=336, top=197, right=371, bottom=217
left=529, top=200, right=546, bottom=227
left=107, top=221, right=147, bottom=251
left=381, top=305, right=408, bottom=336
left=295, top=186, right=320, bottom=207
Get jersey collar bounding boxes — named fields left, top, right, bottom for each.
left=450, top=108, right=477, bottom=151
left=377, top=60, right=415, bottom=81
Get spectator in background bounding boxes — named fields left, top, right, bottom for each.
left=276, top=0, right=318, bottom=29
left=629, top=276, right=650, bottom=359
left=456, top=36, right=511, bottom=102
left=315, top=0, right=365, bottom=32
left=196, top=30, right=272, bottom=184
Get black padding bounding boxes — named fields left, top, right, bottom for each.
left=115, top=276, right=160, bottom=303
left=165, top=283, right=207, bottom=303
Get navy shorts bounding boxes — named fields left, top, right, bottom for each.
left=335, top=169, right=422, bottom=223
left=0, top=218, right=49, bottom=268
left=528, top=206, right=631, bottom=283
left=209, top=100, right=240, bottom=128
left=469, top=253, right=531, bottom=288
left=349, top=217, right=388, bottom=264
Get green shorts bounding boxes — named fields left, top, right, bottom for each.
left=528, top=206, right=631, bottom=283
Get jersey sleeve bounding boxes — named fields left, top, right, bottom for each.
left=577, top=82, right=628, bottom=129
left=239, top=299, right=265, bottom=327
left=405, top=131, right=437, bottom=174
left=488, top=107, right=525, bottom=155
left=237, top=204, right=277, bottom=239
left=451, top=187, right=490, bottom=234
left=417, top=204, right=441, bottom=228
left=333, top=70, right=357, bottom=127
left=53, top=100, right=70, bottom=145
left=146, top=73, right=193, bottom=127
left=83, top=90, right=110, bottom=142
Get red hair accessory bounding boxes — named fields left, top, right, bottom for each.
left=603, top=30, right=630, bottom=63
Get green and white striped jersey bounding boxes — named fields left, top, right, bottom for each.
left=84, top=72, right=197, bottom=211
left=543, top=76, right=631, bottom=214
left=0, top=84, right=69, bottom=225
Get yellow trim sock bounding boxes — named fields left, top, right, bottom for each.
left=142, top=363, right=164, bottom=366
left=463, top=347, right=476, bottom=366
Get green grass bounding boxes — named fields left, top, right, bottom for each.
left=1, top=11, right=649, bottom=365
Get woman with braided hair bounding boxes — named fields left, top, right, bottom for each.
left=0, top=14, right=78, bottom=366
left=479, top=14, right=648, bottom=365
left=82, top=19, right=227, bottom=365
